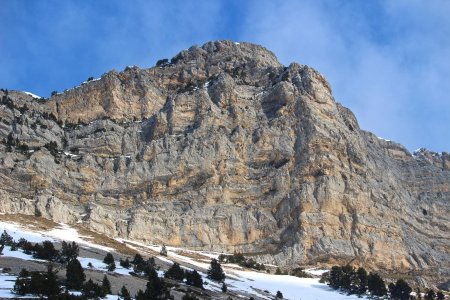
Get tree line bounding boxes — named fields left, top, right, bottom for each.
left=320, top=265, right=446, bottom=300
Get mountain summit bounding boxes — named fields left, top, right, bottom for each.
left=0, top=40, right=448, bottom=287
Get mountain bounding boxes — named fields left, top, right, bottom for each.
left=0, top=40, right=448, bottom=287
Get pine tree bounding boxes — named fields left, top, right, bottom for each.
left=340, top=265, right=354, bottom=291
left=66, top=259, right=85, bottom=290
left=207, top=259, right=225, bottom=282
left=182, top=294, right=199, bottom=300
left=103, top=253, right=116, bottom=271
left=329, top=266, right=343, bottom=289
left=120, top=257, right=131, bottom=269
left=132, top=253, right=144, bottom=265
left=425, top=290, right=436, bottom=300
left=13, top=269, right=31, bottom=295
left=43, top=265, right=61, bottom=297
left=132, top=253, right=146, bottom=273
left=164, top=262, right=185, bottom=281
left=222, top=282, right=227, bottom=293
left=145, top=267, right=167, bottom=299
left=389, top=279, right=412, bottom=300
left=33, top=240, right=59, bottom=261
left=135, top=289, right=145, bottom=300
left=82, top=279, right=103, bottom=299
left=120, top=285, right=132, bottom=300
left=103, top=252, right=115, bottom=265
left=0, top=230, right=13, bottom=246
left=29, top=271, right=45, bottom=295
left=59, top=241, right=79, bottom=263
left=107, top=261, right=116, bottom=271
left=367, top=273, right=387, bottom=297
left=185, top=270, right=203, bottom=289
left=276, top=290, right=284, bottom=299
left=356, top=267, right=368, bottom=294
left=101, top=275, right=112, bottom=295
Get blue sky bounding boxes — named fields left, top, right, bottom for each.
left=1, top=0, right=449, bottom=151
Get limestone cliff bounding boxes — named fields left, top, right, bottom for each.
left=0, top=41, right=448, bottom=287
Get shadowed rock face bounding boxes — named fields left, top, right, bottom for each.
left=0, top=40, right=448, bottom=286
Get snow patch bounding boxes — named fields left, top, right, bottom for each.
left=22, top=91, right=41, bottom=99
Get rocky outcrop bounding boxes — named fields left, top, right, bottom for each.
left=0, top=41, right=448, bottom=287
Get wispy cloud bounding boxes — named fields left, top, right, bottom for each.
left=0, top=0, right=449, bottom=151
left=239, top=0, right=450, bottom=151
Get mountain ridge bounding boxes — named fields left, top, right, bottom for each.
left=0, top=40, right=449, bottom=288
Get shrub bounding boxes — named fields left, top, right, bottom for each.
left=156, top=59, right=169, bottom=66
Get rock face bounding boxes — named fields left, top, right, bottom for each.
left=0, top=41, right=449, bottom=286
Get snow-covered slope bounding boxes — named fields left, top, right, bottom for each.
left=0, top=221, right=367, bottom=300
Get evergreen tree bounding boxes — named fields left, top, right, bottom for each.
left=275, top=267, right=282, bottom=275
left=389, top=279, right=412, bottom=300
left=207, top=259, right=225, bottom=282
left=329, top=266, right=343, bottom=289
left=340, top=265, right=355, bottom=291
left=120, top=257, right=131, bottom=269
left=13, top=269, right=31, bottom=295
left=425, top=290, right=436, bottom=300
left=29, top=271, right=45, bottom=295
left=103, top=253, right=116, bottom=271
left=367, top=273, right=387, bottom=297
left=120, top=285, right=132, bottom=300
left=59, top=241, right=79, bottom=263
left=356, top=267, right=368, bottom=294
left=164, top=262, right=185, bottom=281
left=276, top=291, right=284, bottom=299
left=135, top=289, right=145, bottom=300
left=103, top=252, right=115, bottom=265
left=132, top=253, right=146, bottom=273
left=0, top=230, right=13, bottom=246
left=66, top=259, right=85, bottom=290
left=101, top=275, right=112, bottom=295
left=145, top=267, right=167, bottom=299
left=82, top=279, right=104, bottom=299
left=417, top=288, right=423, bottom=300
left=437, top=291, right=445, bottom=300
left=43, top=265, right=61, bottom=297
left=132, top=253, right=145, bottom=265
left=182, top=294, right=199, bottom=300
left=107, top=261, right=116, bottom=271
left=33, top=240, right=59, bottom=261
left=185, top=270, right=203, bottom=289
left=222, top=282, right=227, bottom=293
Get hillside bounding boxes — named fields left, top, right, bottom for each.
left=0, top=40, right=449, bottom=288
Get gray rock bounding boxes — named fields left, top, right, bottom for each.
left=0, top=40, right=448, bottom=287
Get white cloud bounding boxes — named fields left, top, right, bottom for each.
left=240, top=0, right=450, bottom=151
